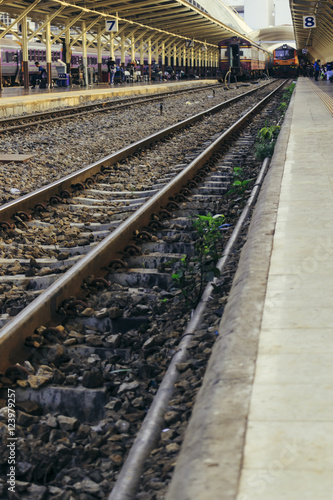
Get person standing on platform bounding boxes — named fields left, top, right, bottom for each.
left=314, top=59, right=320, bottom=81
left=107, top=58, right=116, bottom=85
left=31, top=62, right=47, bottom=88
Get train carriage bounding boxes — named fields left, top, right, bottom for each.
left=0, top=38, right=21, bottom=85
left=219, top=37, right=271, bottom=80
left=0, top=38, right=160, bottom=86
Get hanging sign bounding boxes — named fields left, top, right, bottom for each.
left=201, top=45, right=207, bottom=52
left=303, top=15, right=316, bottom=28
left=105, top=19, right=118, bottom=32
left=302, top=48, right=308, bottom=54
left=185, top=40, right=194, bottom=48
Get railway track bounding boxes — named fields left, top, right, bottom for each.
left=0, top=79, right=277, bottom=335
left=0, top=79, right=287, bottom=500
left=0, top=82, right=232, bottom=133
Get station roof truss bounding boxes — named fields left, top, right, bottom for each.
left=290, top=0, right=333, bottom=61
left=0, top=0, right=264, bottom=51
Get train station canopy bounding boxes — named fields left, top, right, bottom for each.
left=248, top=25, right=295, bottom=44
left=290, top=0, right=333, bottom=62
left=0, top=0, right=258, bottom=49
left=247, top=25, right=295, bottom=52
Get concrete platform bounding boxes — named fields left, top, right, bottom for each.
left=0, top=79, right=218, bottom=118
left=166, top=77, right=333, bottom=500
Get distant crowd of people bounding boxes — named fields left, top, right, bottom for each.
left=300, top=60, right=333, bottom=82
left=106, top=58, right=200, bottom=86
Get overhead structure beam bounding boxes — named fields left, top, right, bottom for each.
left=0, top=0, right=42, bottom=39
left=290, top=0, right=333, bottom=61
left=0, top=0, right=261, bottom=48
left=26, top=5, right=65, bottom=43
left=51, top=11, right=85, bottom=45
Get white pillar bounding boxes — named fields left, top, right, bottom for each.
left=148, top=39, right=152, bottom=65
left=131, top=35, right=135, bottom=63
left=148, top=38, right=152, bottom=80
left=45, top=15, right=51, bottom=87
left=65, top=19, right=71, bottom=70
left=97, top=25, right=102, bottom=82
left=168, top=45, right=172, bottom=68
left=22, top=16, right=29, bottom=89
left=162, top=42, right=165, bottom=68
left=82, top=21, right=88, bottom=86
left=110, top=34, right=115, bottom=60
left=174, top=43, right=177, bottom=69
left=121, top=33, right=126, bottom=66
left=140, top=39, right=144, bottom=65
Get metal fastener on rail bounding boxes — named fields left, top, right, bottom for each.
left=15, top=211, right=31, bottom=220
left=148, top=220, right=163, bottom=229
left=49, top=195, right=62, bottom=205
left=85, top=177, right=95, bottom=188
left=166, top=201, right=180, bottom=210
left=107, top=259, right=127, bottom=270
left=123, top=244, right=142, bottom=256
left=85, top=277, right=111, bottom=290
left=159, top=209, right=171, bottom=219
left=33, top=202, right=47, bottom=213
left=134, top=230, right=153, bottom=241
left=61, top=299, right=89, bottom=316
left=0, top=221, right=15, bottom=229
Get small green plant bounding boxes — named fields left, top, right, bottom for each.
left=233, top=166, right=245, bottom=179
left=282, top=82, right=296, bottom=101
left=227, top=166, right=253, bottom=196
left=278, top=82, right=296, bottom=116
left=257, top=125, right=280, bottom=142
left=278, top=102, right=288, bottom=113
left=255, top=124, right=281, bottom=161
left=172, top=213, right=225, bottom=307
left=255, top=142, right=276, bottom=160
left=227, top=178, right=253, bottom=196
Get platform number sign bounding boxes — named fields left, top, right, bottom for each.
left=303, top=15, right=316, bottom=28
left=105, top=19, right=118, bottom=32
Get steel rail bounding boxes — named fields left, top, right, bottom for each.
left=0, top=80, right=274, bottom=222
left=0, top=82, right=226, bottom=132
left=0, top=80, right=285, bottom=373
left=108, top=156, right=271, bottom=500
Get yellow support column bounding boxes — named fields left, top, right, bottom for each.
left=22, top=16, right=29, bottom=89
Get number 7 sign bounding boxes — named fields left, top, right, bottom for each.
left=106, top=20, right=118, bottom=32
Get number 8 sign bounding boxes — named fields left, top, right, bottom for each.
left=303, top=15, right=316, bottom=28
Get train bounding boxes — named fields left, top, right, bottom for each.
left=272, top=44, right=299, bottom=77
left=219, top=37, right=272, bottom=80
left=0, top=37, right=160, bottom=86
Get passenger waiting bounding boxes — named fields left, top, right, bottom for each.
left=31, top=62, right=47, bottom=89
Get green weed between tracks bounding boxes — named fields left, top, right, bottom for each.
left=255, top=81, right=295, bottom=161
left=171, top=214, right=225, bottom=308
left=171, top=82, right=296, bottom=307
